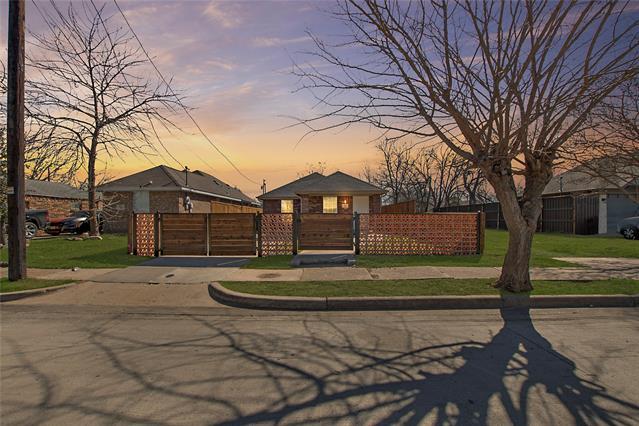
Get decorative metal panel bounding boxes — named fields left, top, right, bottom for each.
left=359, top=213, right=479, bottom=255
left=135, top=213, right=155, bottom=256
left=261, top=213, right=294, bottom=256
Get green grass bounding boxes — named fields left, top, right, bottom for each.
left=221, top=278, right=639, bottom=297
left=0, top=235, right=150, bottom=269
left=243, top=230, right=638, bottom=269
left=0, top=277, right=74, bottom=293
left=241, top=255, right=293, bottom=269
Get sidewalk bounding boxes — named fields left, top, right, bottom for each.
left=8, top=257, right=638, bottom=283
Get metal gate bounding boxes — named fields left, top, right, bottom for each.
left=298, top=214, right=353, bottom=250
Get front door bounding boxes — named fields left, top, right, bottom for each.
left=353, top=196, right=370, bottom=214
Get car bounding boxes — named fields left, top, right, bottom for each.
left=47, top=211, right=103, bottom=235
left=26, top=209, right=49, bottom=239
left=617, top=213, right=639, bottom=240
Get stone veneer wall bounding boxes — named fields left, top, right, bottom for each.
left=25, top=195, right=86, bottom=218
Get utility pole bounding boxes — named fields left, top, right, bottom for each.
left=7, top=0, right=27, bottom=280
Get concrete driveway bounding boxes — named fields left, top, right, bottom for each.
left=140, top=256, right=252, bottom=267
left=1, top=303, right=638, bottom=425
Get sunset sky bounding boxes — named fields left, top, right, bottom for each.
left=2, top=0, right=384, bottom=198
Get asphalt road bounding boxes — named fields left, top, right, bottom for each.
left=2, top=302, right=638, bottom=425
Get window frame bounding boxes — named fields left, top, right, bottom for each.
left=280, top=199, right=294, bottom=214
left=322, top=196, right=338, bottom=214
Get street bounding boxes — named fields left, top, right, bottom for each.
left=2, top=295, right=639, bottom=425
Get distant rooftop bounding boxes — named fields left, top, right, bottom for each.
left=97, top=165, right=259, bottom=205
left=26, top=179, right=87, bottom=200
left=258, top=171, right=384, bottom=200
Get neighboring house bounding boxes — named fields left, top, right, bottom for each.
left=25, top=179, right=88, bottom=218
left=258, top=171, right=385, bottom=215
left=543, top=164, right=639, bottom=235
left=98, top=165, right=261, bottom=232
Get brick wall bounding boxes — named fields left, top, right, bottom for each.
left=337, top=196, right=353, bottom=214
left=262, top=199, right=280, bottom=213
left=150, top=191, right=180, bottom=213
left=25, top=195, right=86, bottom=218
left=102, top=191, right=132, bottom=233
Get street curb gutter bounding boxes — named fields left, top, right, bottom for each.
left=0, top=283, right=78, bottom=302
left=208, top=283, right=639, bottom=311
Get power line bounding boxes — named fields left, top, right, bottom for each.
left=112, top=0, right=258, bottom=185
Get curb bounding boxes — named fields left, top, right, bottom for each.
left=208, top=283, right=639, bottom=311
left=0, top=282, right=78, bottom=302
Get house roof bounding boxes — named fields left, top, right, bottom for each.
left=257, top=172, right=325, bottom=200
left=543, top=160, right=638, bottom=196
left=97, top=165, right=259, bottom=205
left=258, top=171, right=385, bottom=200
left=26, top=179, right=87, bottom=200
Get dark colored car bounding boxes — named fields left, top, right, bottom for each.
left=26, top=209, right=49, bottom=239
left=46, top=211, right=103, bottom=235
left=617, top=214, right=639, bottom=240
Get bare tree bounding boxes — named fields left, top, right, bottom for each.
left=297, top=161, right=327, bottom=178
left=26, top=3, right=181, bottom=235
left=563, top=78, right=639, bottom=202
left=296, top=1, right=638, bottom=291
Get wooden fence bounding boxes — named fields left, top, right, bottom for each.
left=438, top=194, right=600, bottom=235
left=130, top=211, right=484, bottom=257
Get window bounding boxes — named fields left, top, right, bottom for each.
left=281, top=199, right=294, bottom=213
left=323, top=196, right=338, bottom=214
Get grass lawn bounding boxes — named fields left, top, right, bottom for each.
left=243, top=230, right=638, bottom=269
left=0, top=234, right=150, bottom=269
left=221, top=278, right=639, bottom=297
left=241, top=255, right=294, bottom=269
left=0, top=277, right=74, bottom=293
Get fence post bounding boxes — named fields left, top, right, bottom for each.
left=256, top=213, right=262, bottom=257
left=292, top=213, right=299, bottom=255
left=154, top=212, right=160, bottom=257
left=476, top=211, right=485, bottom=254
left=132, top=212, right=138, bottom=255
left=127, top=212, right=134, bottom=254
left=354, top=212, right=361, bottom=255
left=206, top=213, right=211, bottom=256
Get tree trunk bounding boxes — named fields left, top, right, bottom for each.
left=484, top=159, right=551, bottom=293
left=87, top=142, right=99, bottom=236
left=496, top=212, right=536, bottom=292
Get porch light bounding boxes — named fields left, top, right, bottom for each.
left=341, top=198, right=349, bottom=209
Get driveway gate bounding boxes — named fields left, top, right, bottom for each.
left=161, top=213, right=207, bottom=255
left=298, top=214, right=353, bottom=250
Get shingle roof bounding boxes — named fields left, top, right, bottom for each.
left=296, top=171, right=385, bottom=195
left=258, top=172, right=325, bottom=200
left=97, top=165, right=258, bottom=205
left=26, top=179, right=87, bottom=200
left=258, top=171, right=384, bottom=200
left=543, top=160, right=638, bottom=195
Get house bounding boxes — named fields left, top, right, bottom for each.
left=258, top=171, right=385, bottom=214
left=98, top=165, right=261, bottom=232
left=25, top=179, right=89, bottom=218
left=543, top=163, right=638, bottom=235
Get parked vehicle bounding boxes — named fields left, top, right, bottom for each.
left=46, top=211, right=103, bottom=235
left=617, top=214, right=639, bottom=240
left=26, top=209, right=49, bottom=239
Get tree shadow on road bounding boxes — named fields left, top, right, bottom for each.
left=3, top=306, right=638, bottom=425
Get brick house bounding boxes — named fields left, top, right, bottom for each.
left=98, top=165, right=261, bottom=232
left=258, top=171, right=384, bottom=214
left=25, top=179, right=88, bottom=218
